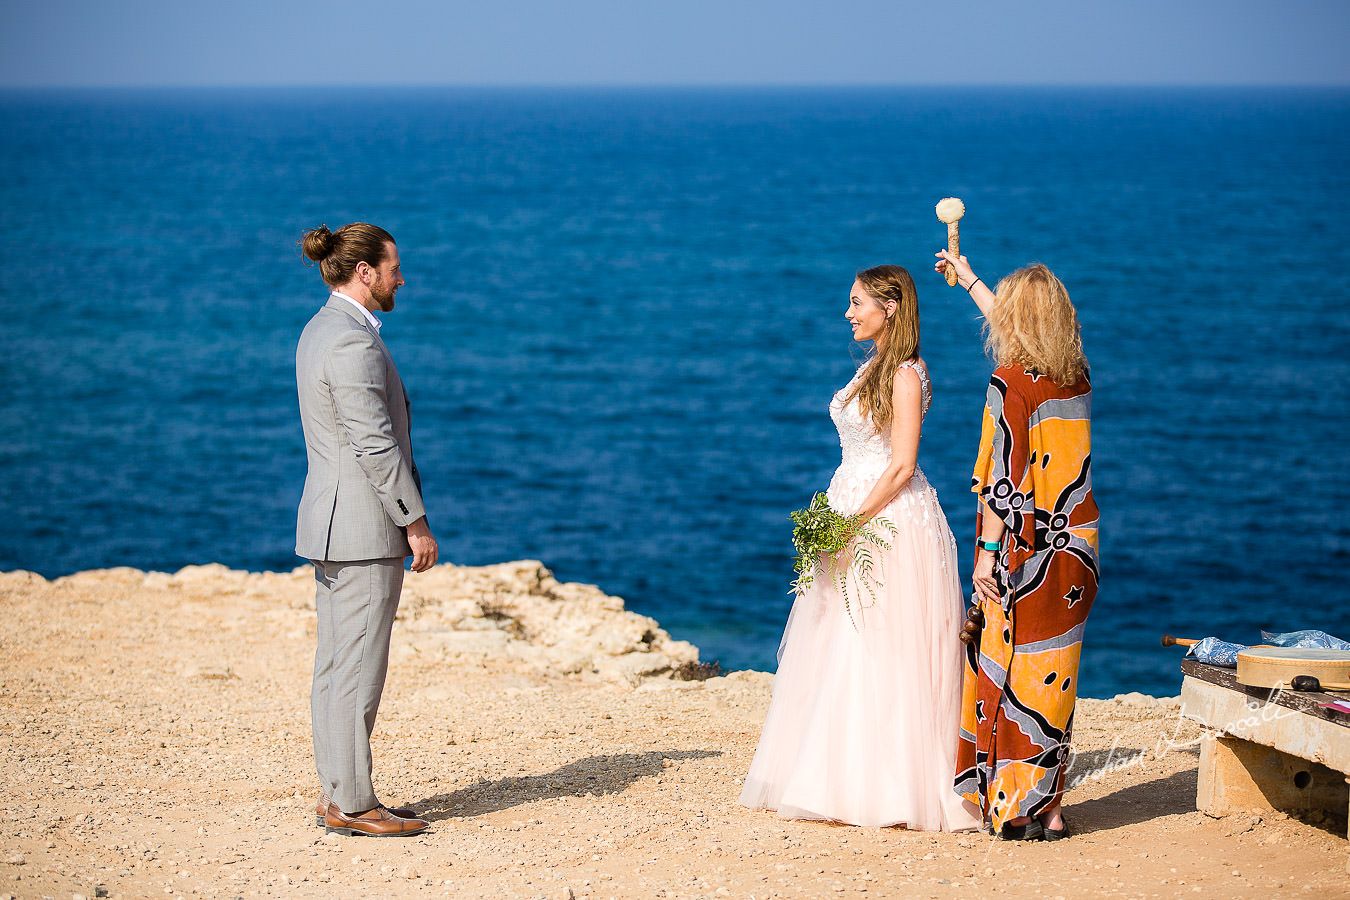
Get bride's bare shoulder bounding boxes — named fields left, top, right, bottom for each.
left=895, top=357, right=928, bottom=379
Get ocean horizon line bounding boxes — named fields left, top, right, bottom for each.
left=3, top=81, right=1349, bottom=95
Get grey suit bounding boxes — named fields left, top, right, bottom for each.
left=296, top=294, right=425, bottom=814
left=296, top=295, right=425, bottom=559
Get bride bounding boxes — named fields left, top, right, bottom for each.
left=740, top=265, right=980, bottom=831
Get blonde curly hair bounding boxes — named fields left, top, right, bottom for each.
left=985, top=263, right=1087, bottom=387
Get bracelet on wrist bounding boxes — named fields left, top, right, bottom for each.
left=965, top=277, right=983, bottom=293
left=976, top=539, right=1001, bottom=553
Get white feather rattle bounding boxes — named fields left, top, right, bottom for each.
left=935, top=197, right=966, bottom=286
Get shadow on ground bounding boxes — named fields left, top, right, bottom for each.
left=415, top=749, right=721, bottom=820
left=1066, top=742, right=1200, bottom=789
left=1070, top=768, right=1200, bottom=833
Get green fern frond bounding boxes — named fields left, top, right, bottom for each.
left=789, top=493, right=892, bottom=631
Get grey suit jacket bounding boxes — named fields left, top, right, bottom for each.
left=295, top=295, right=426, bottom=562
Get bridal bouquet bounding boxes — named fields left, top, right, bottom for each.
left=790, top=492, right=893, bottom=628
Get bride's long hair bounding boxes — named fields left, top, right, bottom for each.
left=845, top=264, right=920, bottom=429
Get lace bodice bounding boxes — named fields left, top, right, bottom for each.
left=825, top=359, right=933, bottom=516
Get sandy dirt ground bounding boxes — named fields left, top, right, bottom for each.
left=1, top=563, right=1347, bottom=900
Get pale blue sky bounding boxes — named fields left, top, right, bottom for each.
left=2, top=0, right=1347, bottom=87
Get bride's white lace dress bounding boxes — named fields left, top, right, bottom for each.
left=739, top=359, right=981, bottom=831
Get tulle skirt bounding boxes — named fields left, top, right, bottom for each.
left=739, top=475, right=981, bottom=831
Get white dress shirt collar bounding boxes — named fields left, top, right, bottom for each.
left=331, top=290, right=382, bottom=333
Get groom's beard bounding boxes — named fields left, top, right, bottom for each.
left=370, top=277, right=396, bottom=312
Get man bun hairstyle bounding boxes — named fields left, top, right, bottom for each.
left=301, top=225, right=335, bottom=262
left=300, top=222, right=396, bottom=288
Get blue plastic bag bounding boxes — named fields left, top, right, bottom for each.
left=1184, top=637, right=1245, bottom=667
left=1260, top=629, right=1350, bottom=651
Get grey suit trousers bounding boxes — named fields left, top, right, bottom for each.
left=310, top=557, right=404, bottom=814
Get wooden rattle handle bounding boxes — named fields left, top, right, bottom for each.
left=935, top=199, right=966, bottom=286
left=946, top=222, right=959, bottom=286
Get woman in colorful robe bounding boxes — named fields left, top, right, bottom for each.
left=935, top=250, right=1099, bottom=841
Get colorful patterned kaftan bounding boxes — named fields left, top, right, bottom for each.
left=954, top=365, right=1100, bottom=832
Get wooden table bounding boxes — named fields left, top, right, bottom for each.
left=1179, top=657, right=1349, bottom=837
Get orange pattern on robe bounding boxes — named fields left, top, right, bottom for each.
left=954, top=365, right=1099, bottom=832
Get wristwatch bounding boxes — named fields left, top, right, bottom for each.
left=976, top=539, right=1001, bottom=553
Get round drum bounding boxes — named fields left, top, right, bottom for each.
left=1235, top=647, right=1350, bottom=690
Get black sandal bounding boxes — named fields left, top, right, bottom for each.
left=999, top=819, right=1044, bottom=841
left=1042, top=816, right=1070, bottom=841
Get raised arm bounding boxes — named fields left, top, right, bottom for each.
left=935, top=249, right=996, bottom=319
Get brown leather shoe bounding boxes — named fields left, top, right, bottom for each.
left=324, top=805, right=429, bottom=837
left=315, top=793, right=419, bottom=826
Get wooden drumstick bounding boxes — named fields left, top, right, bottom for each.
left=936, top=198, right=966, bottom=286
left=1161, top=634, right=1199, bottom=648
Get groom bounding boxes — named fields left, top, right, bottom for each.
left=295, top=222, right=437, bottom=837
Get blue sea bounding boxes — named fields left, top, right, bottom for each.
left=2, top=86, right=1348, bottom=698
